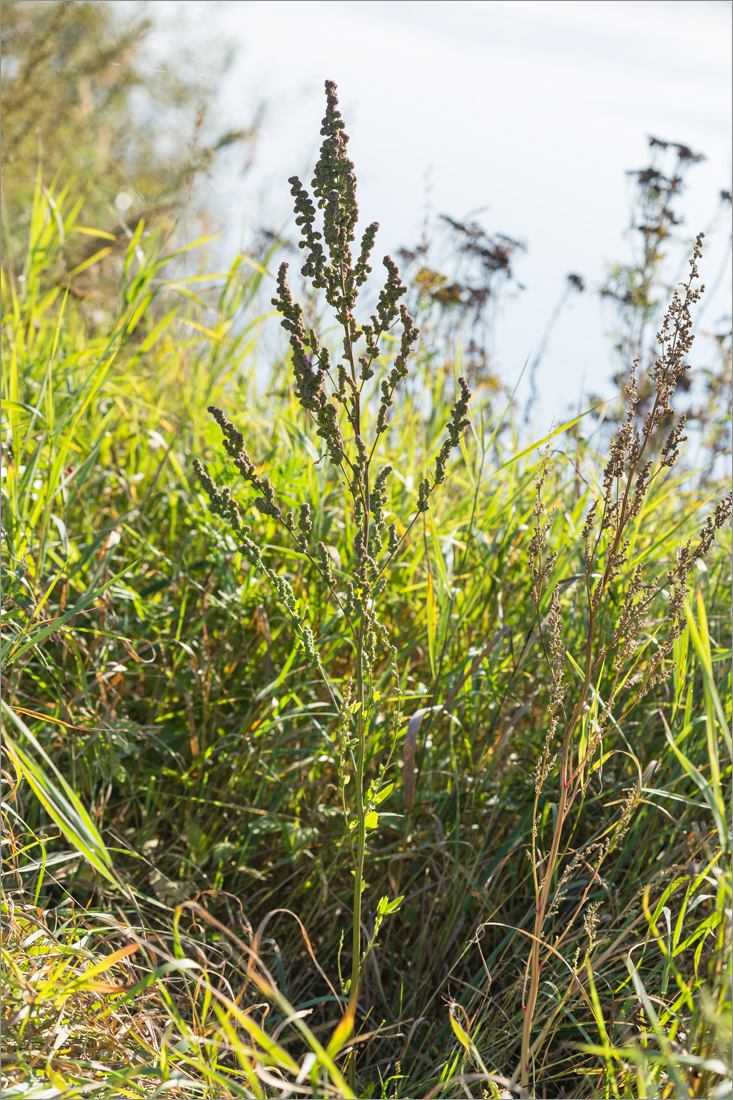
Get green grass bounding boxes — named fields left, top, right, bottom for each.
left=1, top=174, right=731, bottom=1100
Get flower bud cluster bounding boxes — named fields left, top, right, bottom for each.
left=206, top=405, right=282, bottom=520
left=193, top=455, right=319, bottom=667
left=313, top=81, right=358, bottom=274
left=375, top=304, right=419, bottom=432
left=641, top=492, right=733, bottom=689
left=192, top=458, right=248, bottom=538
left=196, top=81, right=474, bottom=843
left=527, top=447, right=557, bottom=605
left=272, top=265, right=346, bottom=466
left=289, top=175, right=326, bottom=287
left=433, top=377, right=472, bottom=486
left=317, top=541, right=336, bottom=587
left=647, top=233, right=704, bottom=425
left=412, top=377, right=473, bottom=514
left=296, top=503, right=313, bottom=549
left=368, top=465, right=392, bottom=558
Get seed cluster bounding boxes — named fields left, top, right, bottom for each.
left=194, top=78, right=473, bottom=731
left=192, top=455, right=318, bottom=666
left=526, top=231, right=731, bottom=985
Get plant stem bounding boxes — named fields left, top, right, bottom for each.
left=345, top=273, right=370, bottom=1091
left=349, top=625, right=366, bottom=1091
left=518, top=359, right=669, bottom=1085
left=520, top=753, right=570, bottom=1087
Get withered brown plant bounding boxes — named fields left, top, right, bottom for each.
left=516, top=233, right=732, bottom=1089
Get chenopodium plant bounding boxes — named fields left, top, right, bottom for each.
left=193, top=77, right=471, bottom=1033
left=516, top=233, right=732, bottom=1090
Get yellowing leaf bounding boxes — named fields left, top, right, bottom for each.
left=450, top=1013, right=472, bottom=1051
left=326, top=996, right=356, bottom=1058
left=73, top=226, right=118, bottom=241
left=66, top=246, right=113, bottom=277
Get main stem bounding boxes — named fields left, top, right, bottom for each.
left=520, top=748, right=570, bottom=1086
left=345, top=288, right=369, bottom=1092
left=519, top=598, right=601, bottom=1087
left=349, top=626, right=366, bottom=1091
left=519, top=473, right=637, bottom=1085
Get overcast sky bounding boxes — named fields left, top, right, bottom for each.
left=140, top=0, right=732, bottom=429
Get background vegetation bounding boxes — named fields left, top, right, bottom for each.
left=2, top=4, right=731, bottom=1098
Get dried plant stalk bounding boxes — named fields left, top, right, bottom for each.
left=517, top=236, right=732, bottom=1088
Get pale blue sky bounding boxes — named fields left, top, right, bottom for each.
left=140, top=0, right=732, bottom=428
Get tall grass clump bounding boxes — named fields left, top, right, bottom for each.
left=2, top=77, right=732, bottom=1100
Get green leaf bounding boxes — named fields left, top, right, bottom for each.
left=373, top=782, right=394, bottom=806
left=450, top=1013, right=472, bottom=1052
left=2, top=399, right=47, bottom=424
left=2, top=702, right=120, bottom=888
left=685, top=593, right=731, bottom=754
left=384, top=894, right=403, bottom=914
left=1, top=559, right=141, bottom=668
left=661, top=713, right=727, bottom=855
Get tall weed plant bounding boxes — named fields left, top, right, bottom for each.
left=2, top=81, right=731, bottom=1100
left=193, top=83, right=473, bottom=1087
